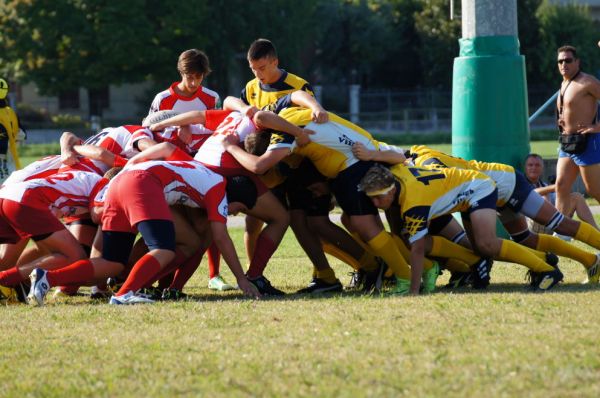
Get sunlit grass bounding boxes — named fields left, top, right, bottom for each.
left=3, top=226, right=600, bottom=397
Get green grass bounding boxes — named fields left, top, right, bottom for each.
left=3, top=226, right=600, bottom=397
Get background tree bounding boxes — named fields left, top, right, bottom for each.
left=536, top=0, right=600, bottom=86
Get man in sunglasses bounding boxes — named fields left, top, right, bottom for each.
left=555, top=45, right=600, bottom=218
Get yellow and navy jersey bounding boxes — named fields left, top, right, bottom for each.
left=409, top=145, right=516, bottom=207
left=267, top=107, right=379, bottom=179
left=241, top=70, right=313, bottom=113
left=390, top=164, right=495, bottom=243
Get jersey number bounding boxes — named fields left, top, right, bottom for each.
left=84, top=131, right=110, bottom=145
left=409, top=168, right=445, bottom=185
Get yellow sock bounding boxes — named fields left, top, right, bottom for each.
left=444, top=258, right=471, bottom=273
left=536, top=233, right=596, bottom=268
left=429, top=236, right=480, bottom=266
left=315, top=267, right=338, bottom=284
left=367, top=231, right=411, bottom=279
left=391, top=234, right=435, bottom=270
left=498, top=239, right=554, bottom=272
left=574, top=222, right=600, bottom=250
left=322, top=241, right=361, bottom=270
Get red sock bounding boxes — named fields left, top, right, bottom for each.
left=46, top=260, right=95, bottom=287
left=117, top=254, right=162, bottom=296
left=152, top=250, right=187, bottom=289
left=171, top=248, right=206, bottom=290
left=246, top=234, right=277, bottom=279
left=0, top=267, right=27, bottom=287
left=207, top=243, right=221, bottom=278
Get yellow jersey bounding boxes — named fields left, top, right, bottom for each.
left=269, top=107, right=379, bottom=179
left=409, top=145, right=516, bottom=207
left=0, top=105, right=21, bottom=170
left=390, top=164, right=496, bottom=243
left=241, top=70, right=313, bottom=113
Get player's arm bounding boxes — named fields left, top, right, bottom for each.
left=409, top=237, right=426, bottom=295
left=253, top=111, right=313, bottom=146
left=223, top=136, right=289, bottom=175
left=72, top=145, right=127, bottom=168
left=534, top=184, right=556, bottom=196
left=60, top=131, right=82, bottom=166
left=148, top=111, right=206, bottom=131
left=223, top=96, right=259, bottom=118
left=352, top=142, right=407, bottom=164
left=578, top=77, right=600, bottom=134
left=209, top=221, right=260, bottom=298
left=289, top=90, right=328, bottom=123
left=127, top=142, right=190, bottom=165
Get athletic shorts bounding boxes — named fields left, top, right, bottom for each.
left=498, top=189, right=546, bottom=224
left=330, top=161, right=378, bottom=216
left=203, top=165, right=268, bottom=196
left=464, top=187, right=498, bottom=215
left=558, top=133, right=600, bottom=166
left=101, top=170, right=172, bottom=233
left=502, top=171, right=535, bottom=213
left=0, top=199, right=64, bottom=243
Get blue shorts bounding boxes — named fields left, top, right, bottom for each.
left=558, top=133, right=600, bottom=166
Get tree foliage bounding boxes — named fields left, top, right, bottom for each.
left=0, top=0, right=599, bottom=99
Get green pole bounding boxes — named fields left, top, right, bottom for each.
left=452, top=0, right=530, bottom=169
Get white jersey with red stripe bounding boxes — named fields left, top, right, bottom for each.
left=194, top=110, right=258, bottom=169
left=0, top=170, right=108, bottom=218
left=154, top=125, right=213, bottom=155
left=118, top=160, right=228, bottom=222
left=148, top=82, right=220, bottom=115
left=3, top=155, right=63, bottom=186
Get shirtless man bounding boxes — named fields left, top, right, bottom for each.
left=555, top=45, right=600, bottom=215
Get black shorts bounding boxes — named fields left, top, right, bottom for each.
left=330, top=161, right=378, bottom=216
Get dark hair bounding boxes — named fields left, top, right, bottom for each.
left=177, top=49, right=211, bottom=76
left=247, top=39, right=277, bottom=61
left=557, top=45, right=577, bottom=59
left=226, top=175, right=258, bottom=210
left=104, top=167, right=123, bottom=180
left=525, top=153, right=543, bottom=162
left=244, top=131, right=272, bottom=156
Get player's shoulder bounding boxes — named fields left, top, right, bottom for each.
left=199, top=86, right=220, bottom=99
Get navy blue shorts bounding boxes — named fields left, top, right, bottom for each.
left=503, top=171, right=534, bottom=213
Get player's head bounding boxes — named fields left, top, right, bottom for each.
left=247, top=39, right=280, bottom=84
left=244, top=130, right=272, bottom=156
left=177, top=49, right=211, bottom=92
left=557, top=45, right=579, bottom=78
left=0, top=78, right=8, bottom=100
left=524, top=153, right=544, bottom=182
left=226, top=175, right=258, bottom=214
left=358, top=164, right=397, bottom=210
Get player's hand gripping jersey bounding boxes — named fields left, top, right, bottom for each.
left=193, top=110, right=259, bottom=170
left=409, top=145, right=516, bottom=208
left=267, top=107, right=379, bottom=178
left=389, top=164, right=496, bottom=243
left=154, top=125, right=213, bottom=155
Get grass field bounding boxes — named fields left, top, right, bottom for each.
left=3, top=225, right=600, bottom=397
